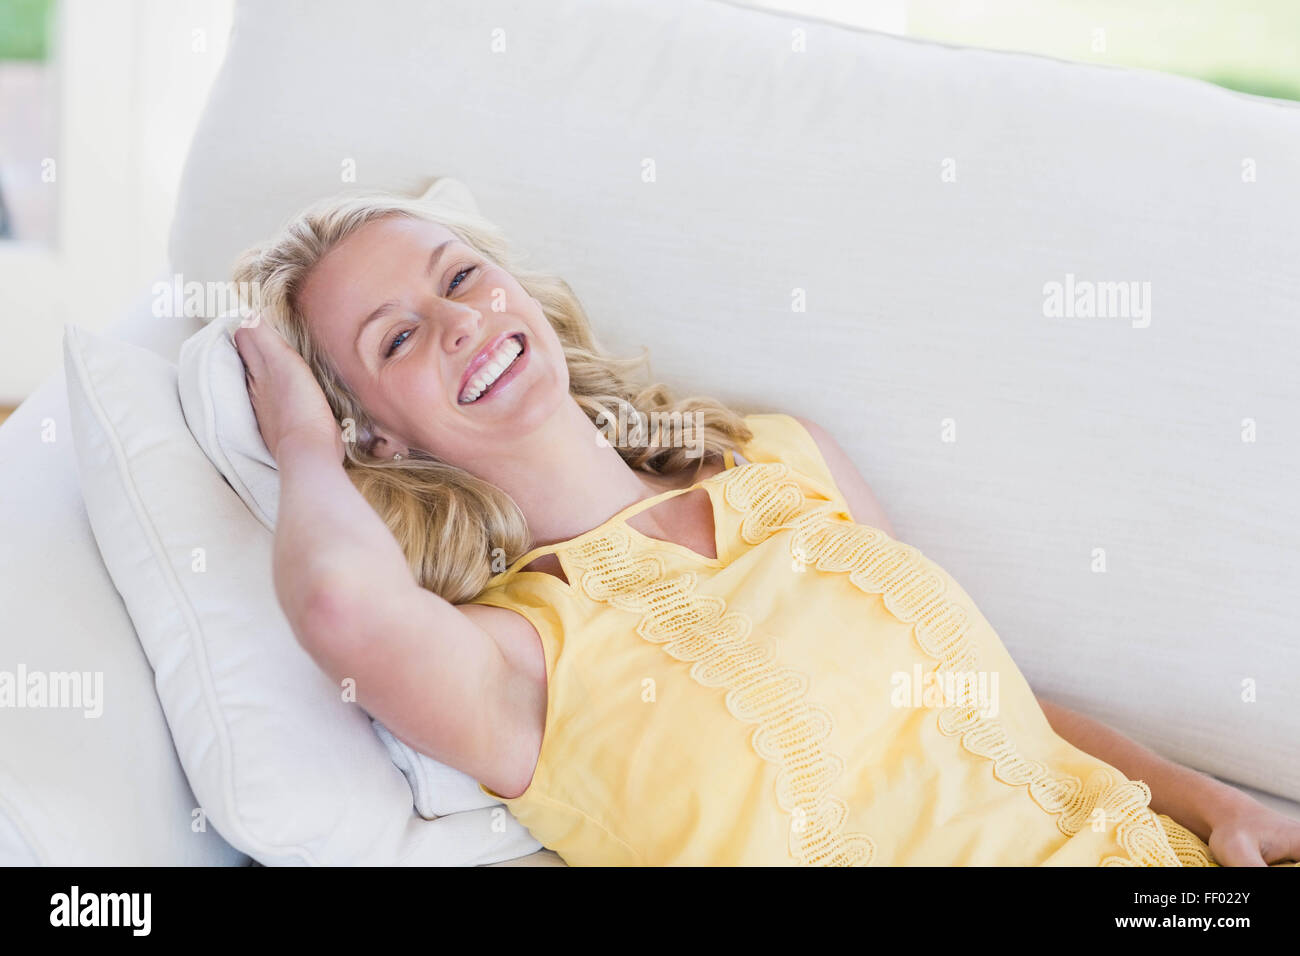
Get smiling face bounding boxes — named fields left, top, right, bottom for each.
left=299, top=214, right=570, bottom=468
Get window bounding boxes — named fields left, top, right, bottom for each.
left=0, top=0, right=58, bottom=244
left=906, top=0, right=1300, bottom=102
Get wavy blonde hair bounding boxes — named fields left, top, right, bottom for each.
left=232, top=183, right=752, bottom=603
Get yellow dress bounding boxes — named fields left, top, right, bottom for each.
left=469, top=412, right=1221, bottom=866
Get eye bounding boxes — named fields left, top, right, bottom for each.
left=385, top=327, right=412, bottom=358
left=447, top=264, right=475, bottom=295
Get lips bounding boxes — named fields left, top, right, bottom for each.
left=454, top=332, right=520, bottom=400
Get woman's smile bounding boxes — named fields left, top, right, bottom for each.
left=457, top=332, right=529, bottom=406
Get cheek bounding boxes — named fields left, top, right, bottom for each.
left=392, top=363, right=443, bottom=402
left=534, top=330, right=570, bottom=393
left=529, top=318, right=566, bottom=370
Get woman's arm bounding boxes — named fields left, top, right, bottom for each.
left=231, top=317, right=408, bottom=623
left=233, top=318, right=534, bottom=792
left=1039, top=696, right=1300, bottom=865
left=272, top=430, right=416, bottom=628
left=1037, top=697, right=1232, bottom=841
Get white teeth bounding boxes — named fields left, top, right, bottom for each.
left=459, top=336, right=522, bottom=404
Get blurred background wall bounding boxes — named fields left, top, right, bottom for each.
left=0, top=0, right=233, bottom=411
left=0, top=0, right=1295, bottom=415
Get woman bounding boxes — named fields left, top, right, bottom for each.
left=231, top=186, right=1299, bottom=866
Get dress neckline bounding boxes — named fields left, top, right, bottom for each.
left=494, top=450, right=747, bottom=583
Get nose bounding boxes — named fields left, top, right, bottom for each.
left=436, top=299, right=482, bottom=354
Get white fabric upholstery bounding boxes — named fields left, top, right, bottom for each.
left=0, top=293, right=245, bottom=865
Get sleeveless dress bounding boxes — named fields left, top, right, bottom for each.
left=468, top=413, right=1221, bottom=866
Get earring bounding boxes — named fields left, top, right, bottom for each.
left=393, top=453, right=403, bottom=460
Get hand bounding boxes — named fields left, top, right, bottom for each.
left=1206, top=792, right=1300, bottom=866
left=232, top=314, right=344, bottom=464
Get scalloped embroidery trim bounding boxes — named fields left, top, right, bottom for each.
left=561, top=522, right=876, bottom=866
left=1155, top=814, right=1219, bottom=867
left=718, top=460, right=1213, bottom=867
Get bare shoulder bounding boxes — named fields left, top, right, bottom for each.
left=789, top=415, right=897, bottom=538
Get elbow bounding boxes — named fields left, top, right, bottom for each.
left=283, top=566, right=365, bottom=655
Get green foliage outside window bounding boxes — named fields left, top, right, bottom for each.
left=0, top=0, right=54, bottom=61
left=907, top=0, right=1300, bottom=102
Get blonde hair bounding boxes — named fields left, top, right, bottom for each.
left=232, top=183, right=752, bottom=603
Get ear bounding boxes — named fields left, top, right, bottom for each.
left=367, top=429, right=407, bottom=458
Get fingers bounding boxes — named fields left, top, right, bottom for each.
left=235, top=312, right=296, bottom=363
left=232, top=324, right=265, bottom=383
left=1264, top=823, right=1300, bottom=864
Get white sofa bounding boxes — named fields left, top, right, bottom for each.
left=3, top=0, right=1297, bottom=865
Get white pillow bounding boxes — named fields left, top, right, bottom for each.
left=64, top=321, right=542, bottom=865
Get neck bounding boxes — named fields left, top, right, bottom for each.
left=469, top=398, right=662, bottom=548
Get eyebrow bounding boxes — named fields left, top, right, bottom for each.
left=353, top=239, right=456, bottom=362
